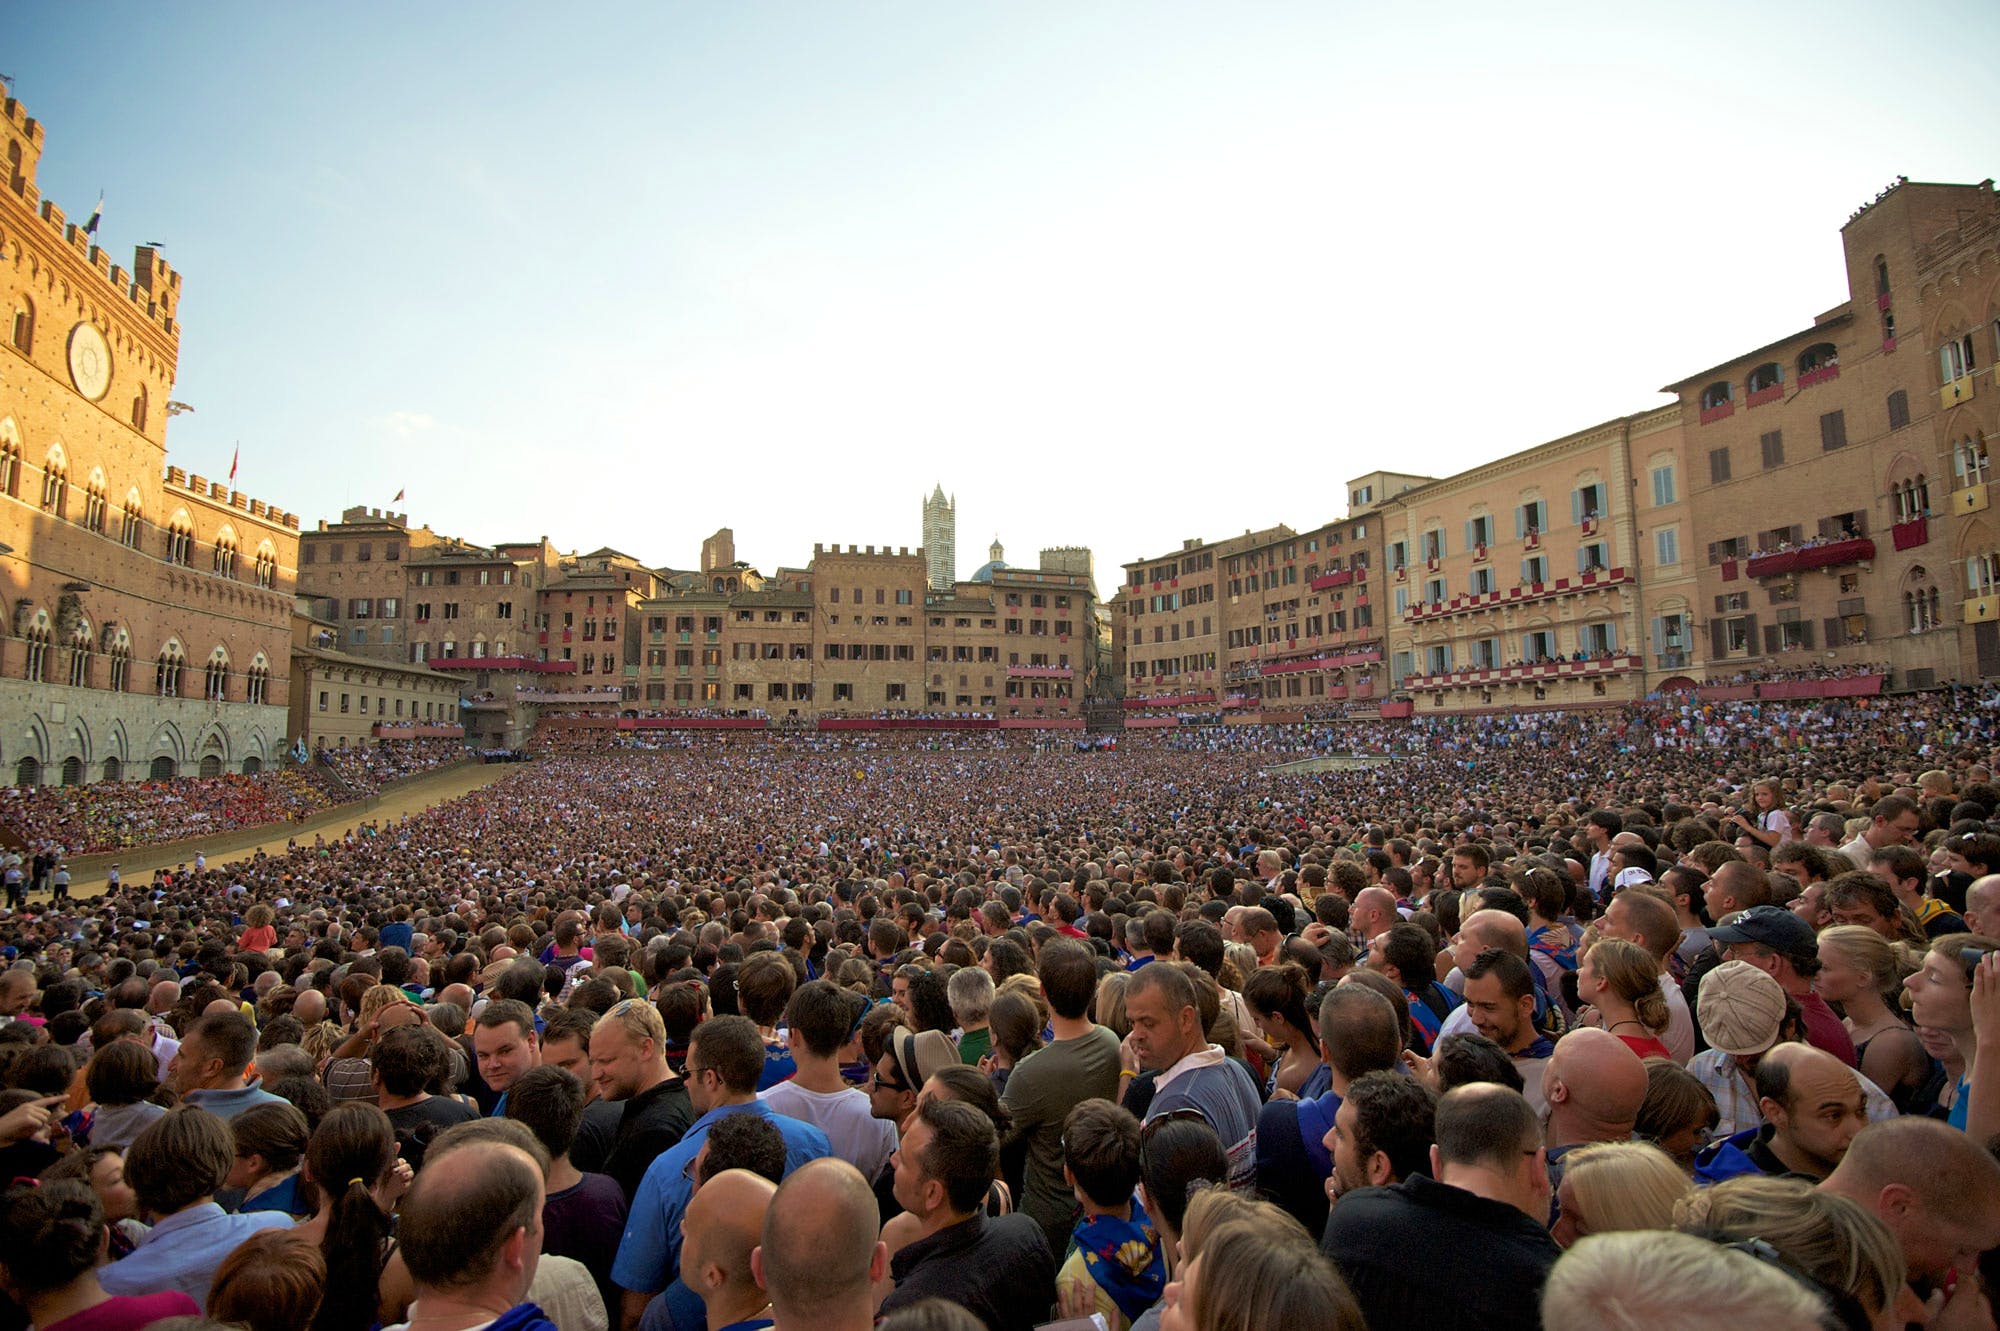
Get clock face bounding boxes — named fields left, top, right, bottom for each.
left=67, top=322, right=112, bottom=401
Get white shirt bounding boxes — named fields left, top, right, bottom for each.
left=758, top=1079, right=898, bottom=1181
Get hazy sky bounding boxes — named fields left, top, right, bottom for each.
left=14, top=3, right=1999, bottom=590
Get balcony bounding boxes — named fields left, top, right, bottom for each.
left=1122, top=692, right=1216, bottom=710
left=1309, top=567, right=1356, bottom=592
left=1404, top=566, right=1632, bottom=623
left=1404, top=653, right=1641, bottom=691
left=1943, top=374, right=1976, bottom=411
left=1743, top=537, right=1874, bottom=579
left=1699, top=400, right=1735, bottom=425
left=426, top=655, right=575, bottom=673
left=1258, top=649, right=1383, bottom=676
left=518, top=686, right=624, bottom=706
left=1891, top=516, right=1930, bottom=551
left=1006, top=665, right=1073, bottom=679
left=1799, top=362, right=1841, bottom=390
left=1746, top=384, right=1784, bottom=409
left=371, top=723, right=465, bottom=739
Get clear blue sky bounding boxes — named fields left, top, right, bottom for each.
left=14, top=3, right=1999, bottom=589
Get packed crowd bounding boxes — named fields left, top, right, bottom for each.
left=2, top=741, right=473, bottom=859
left=2, top=688, right=2000, bottom=1329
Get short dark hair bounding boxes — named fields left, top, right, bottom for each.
left=699, top=1111, right=788, bottom=1186
left=1174, top=921, right=1225, bottom=976
left=787, top=979, right=866, bottom=1060
left=1344, top=1071, right=1436, bottom=1185
left=738, top=952, right=797, bottom=1027
left=1379, top=923, right=1436, bottom=987
left=126, top=1105, right=234, bottom=1214
left=1433, top=1032, right=1526, bottom=1094
left=504, top=1065, right=586, bottom=1161
left=1435, top=1084, right=1540, bottom=1171
left=914, top=1096, right=998, bottom=1215
left=84, top=1039, right=158, bottom=1107
left=689, top=1014, right=765, bottom=1094
left=1037, top=939, right=1100, bottom=1021
left=478, top=999, right=537, bottom=1043
left=538, top=1004, right=594, bottom=1052
left=1463, top=948, right=1533, bottom=1003
left=187, top=1010, right=257, bottom=1077
left=1062, top=1098, right=1142, bottom=1209
left=372, top=1024, right=447, bottom=1099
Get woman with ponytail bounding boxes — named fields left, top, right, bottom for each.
left=1578, top=939, right=1675, bottom=1061
left=0, top=1179, right=198, bottom=1330
left=1243, top=963, right=1327, bottom=1099
left=293, top=1101, right=412, bottom=1331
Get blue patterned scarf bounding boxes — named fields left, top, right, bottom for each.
left=1072, top=1197, right=1167, bottom=1322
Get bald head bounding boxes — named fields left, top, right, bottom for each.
left=1354, top=888, right=1399, bottom=936
left=1542, top=1028, right=1647, bottom=1147
left=148, top=979, right=179, bottom=1014
left=291, top=989, right=327, bottom=1025
left=685, top=1169, right=777, bottom=1308
left=203, top=998, right=240, bottom=1019
left=1966, top=875, right=2000, bottom=937
left=1460, top=909, right=1529, bottom=957
left=438, top=982, right=475, bottom=1011
left=755, top=1158, right=883, bottom=1321
left=1824, top=1117, right=2000, bottom=1281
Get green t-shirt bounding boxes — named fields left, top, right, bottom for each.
left=1001, top=1024, right=1123, bottom=1254
left=958, top=1025, right=992, bottom=1067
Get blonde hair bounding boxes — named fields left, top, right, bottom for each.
left=1222, top=944, right=1258, bottom=992
left=1177, top=1186, right=1266, bottom=1263
left=1543, top=1230, right=1828, bottom=1331
left=1586, top=939, right=1669, bottom=1034
left=1559, top=1141, right=1692, bottom=1235
left=1191, top=1212, right=1367, bottom=1331
left=598, top=996, right=667, bottom=1049
left=301, top=1020, right=347, bottom=1066
left=357, top=985, right=414, bottom=1032
left=1674, top=1175, right=1905, bottom=1318
left=1094, top=971, right=1131, bottom=1038
left=1817, top=924, right=1916, bottom=998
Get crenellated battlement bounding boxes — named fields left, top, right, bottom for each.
left=164, top=467, right=300, bottom=530
left=3, top=96, right=181, bottom=343
left=811, top=543, right=923, bottom=560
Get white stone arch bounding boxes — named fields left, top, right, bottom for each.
left=43, top=439, right=66, bottom=472
left=103, top=717, right=130, bottom=767
left=149, top=720, right=186, bottom=765
left=59, top=716, right=92, bottom=772
left=192, top=721, right=230, bottom=777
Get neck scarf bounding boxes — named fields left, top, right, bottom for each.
left=1072, top=1196, right=1167, bottom=1322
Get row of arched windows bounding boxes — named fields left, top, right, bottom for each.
left=0, top=432, right=280, bottom=588
left=11, top=608, right=269, bottom=704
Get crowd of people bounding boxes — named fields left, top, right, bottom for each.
left=1, top=687, right=2000, bottom=1329
left=2, top=741, right=474, bottom=859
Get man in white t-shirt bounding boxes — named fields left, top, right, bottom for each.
left=757, top=980, right=896, bottom=1182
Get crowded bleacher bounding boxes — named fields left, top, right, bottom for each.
left=1, top=687, right=2000, bottom=1329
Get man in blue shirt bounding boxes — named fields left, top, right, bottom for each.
left=100, top=1105, right=292, bottom=1304
left=612, top=1016, right=829, bottom=1331
left=167, top=1011, right=286, bottom=1122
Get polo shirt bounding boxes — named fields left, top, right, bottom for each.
left=611, top=1099, right=830, bottom=1296
left=878, top=1211, right=1057, bottom=1331
left=182, top=1079, right=287, bottom=1122
left=98, top=1203, right=293, bottom=1304
left=1322, top=1173, right=1560, bottom=1331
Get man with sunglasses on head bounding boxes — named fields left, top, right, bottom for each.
left=611, top=1015, right=829, bottom=1331
left=573, top=997, right=693, bottom=1204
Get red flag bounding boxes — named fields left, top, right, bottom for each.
left=228, top=445, right=238, bottom=484
left=393, top=488, right=405, bottom=502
